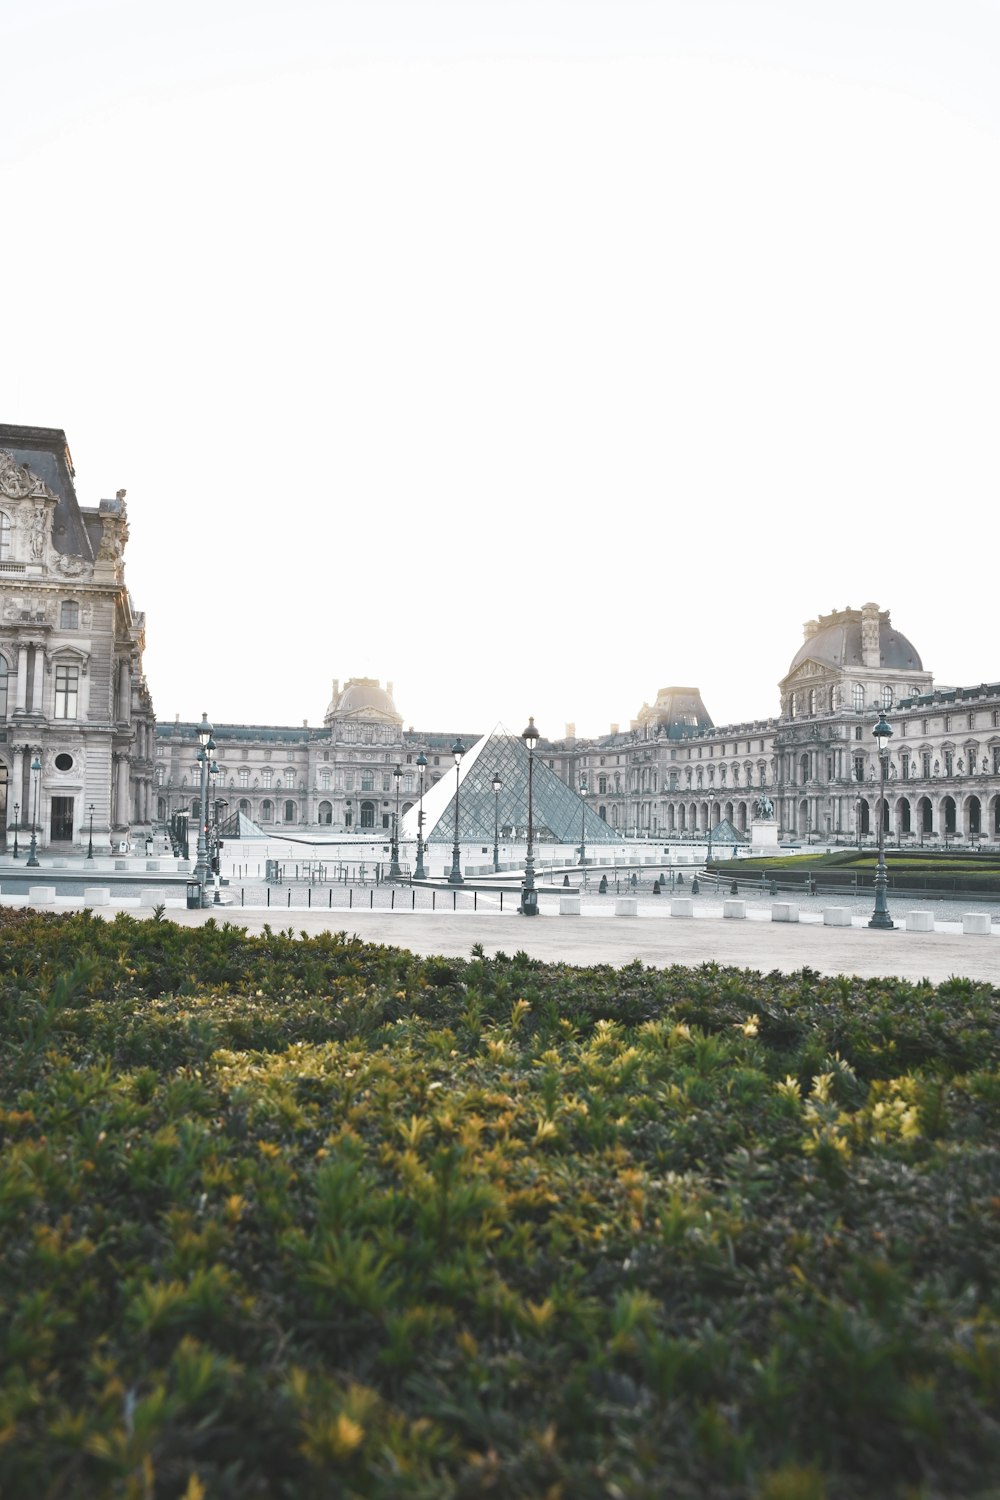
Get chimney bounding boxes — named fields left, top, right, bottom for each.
left=387, top=681, right=393, bottom=697
left=610, top=723, right=619, bottom=736
left=803, top=619, right=819, bottom=640
left=331, top=679, right=339, bottom=702
left=565, top=722, right=575, bottom=740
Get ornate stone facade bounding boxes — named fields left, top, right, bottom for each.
left=550, top=605, right=1000, bottom=847
left=0, top=426, right=156, bottom=853
left=153, top=604, right=1000, bottom=851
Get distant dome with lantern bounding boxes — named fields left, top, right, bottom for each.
left=324, top=677, right=402, bottom=727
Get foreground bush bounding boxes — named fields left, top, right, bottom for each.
left=1, top=908, right=999, bottom=1498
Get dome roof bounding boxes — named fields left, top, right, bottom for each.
left=641, top=686, right=713, bottom=738
left=787, top=607, right=923, bottom=676
left=327, top=677, right=400, bottom=720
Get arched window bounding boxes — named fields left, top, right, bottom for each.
left=318, top=800, right=332, bottom=824
left=851, top=684, right=864, bottom=712
left=191, top=798, right=201, bottom=819
left=881, top=684, right=894, bottom=710
left=0, top=512, right=10, bottom=560
left=283, top=800, right=296, bottom=822
left=808, top=689, right=816, bottom=715
left=260, top=799, right=274, bottom=822
left=360, top=800, right=376, bottom=827
left=239, top=798, right=251, bottom=816
left=156, top=797, right=167, bottom=821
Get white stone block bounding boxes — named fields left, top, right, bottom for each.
left=905, top=911, right=934, bottom=932
left=114, top=859, right=128, bottom=871
left=83, top=887, right=111, bottom=906
left=615, top=897, right=639, bottom=916
left=771, top=902, right=799, bottom=923
left=28, top=887, right=56, bottom=904
left=559, top=895, right=581, bottom=915
left=146, top=860, right=160, bottom=872
left=140, top=889, right=167, bottom=906
left=823, top=907, right=852, bottom=927
left=723, top=899, right=746, bottom=920
left=670, top=898, right=694, bottom=918
left=51, top=858, right=68, bottom=869
left=962, top=912, right=991, bottom=935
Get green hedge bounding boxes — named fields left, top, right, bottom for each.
left=1, top=909, right=999, bottom=1498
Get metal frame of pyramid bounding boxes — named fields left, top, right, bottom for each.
left=401, top=727, right=617, bottom=845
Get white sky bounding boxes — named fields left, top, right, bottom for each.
left=3, top=1, right=999, bottom=739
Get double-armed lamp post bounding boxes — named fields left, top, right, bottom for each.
left=448, top=738, right=465, bottom=885
left=26, top=754, right=41, bottom=867
left=193, top=714, right=214, bottom=894
left=414, top=751, right=427, bottom=880
left=520, top=716, right=539, bottom=915
left=492, top=774, right=503, bottom=872
left=387, top=763, right=403, bottom=881
left=868, top=711, right=894, bottom=930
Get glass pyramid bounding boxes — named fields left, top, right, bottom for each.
left=409, top=728, right=617, bottom=845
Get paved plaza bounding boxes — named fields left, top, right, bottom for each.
left=107, top=888, right=1000, bottom=986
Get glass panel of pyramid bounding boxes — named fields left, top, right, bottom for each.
left=406, top=727, right=617, bottom=844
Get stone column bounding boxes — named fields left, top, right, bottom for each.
left=10, top=747, right=24, bottom=828
left=118, top=659, right=131, bottom=723
left=14, top=644, right=29, bottom=713
left=115, top=755, right=131, bottom=828
left=29, top=644, right=43, bottom=714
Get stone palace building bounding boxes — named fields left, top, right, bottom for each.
left=155, top=603, right=1000, bottom=850
left=0, top=425, right=155, bottom=855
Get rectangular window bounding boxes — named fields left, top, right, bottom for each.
left=944, top=751, right=953, bottom=777
left=261, top=768, right=273, bottom=787
left=239, top=768, right=249, bottom=787
left=901, top=753, right=910, bottom=778
left=60, top=601, right=79, bottom=629
left=54, top=664, right=78, bottom=719
left=922, top=752, right=931, bottom=778
left=285, top=770, right=294, bottom=789
left=854, top=755, right=864, bottom=782
left=361, top=772, right=374, bottom=791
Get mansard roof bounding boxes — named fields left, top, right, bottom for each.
left=0, top=423, right=95, bottom=560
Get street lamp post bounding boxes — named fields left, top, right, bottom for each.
left=578, top=778, right=588, bottom=866
left=213, top=798, right=228, bottom=904
left=448, top=739, right=465, bottom=885
left=414, top=752, right=427, bottom=880
left=26, top=753, right=41, bottom=867
left=12, top=801, right=19, bottom=859
left=520, top=717, right=539, bottom=915
left=868, top=711, right=894, bottom=930
left=388, top=764, right=403, bottom=881
left=193, top=714, right=213, bottom=894
left=86, top=802, right=95, bottom=860
left=492, top=774, right=502, bottom=872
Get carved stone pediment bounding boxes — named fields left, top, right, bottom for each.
left=0, top=450, right=50, bottom=501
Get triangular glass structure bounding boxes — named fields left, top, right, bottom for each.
left=711, top=818, right=748, bottom=845
left=401, top=727, right=617, bottom=845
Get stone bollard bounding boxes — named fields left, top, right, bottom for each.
left=771, top=902, right=799, bottom=922
left=615, top=897, right=639, bottom=917
left=962, top=912, right=991, bottom=935
left=905, top=911, right=934, bottom=932
left=823, top=907, right=852, bottom=927
left=28, top=887, right=56, bottom=905
left=670, top=898, right=694, bottom=918
left=146, top=860, right=160, bottom=872
left=723, top=899, right=746, bottom=920
left=83, top=887, right=111, bottom=906
left=559, top=895, right=581, bottom=915
left=140, top=889, right=167, bottom=907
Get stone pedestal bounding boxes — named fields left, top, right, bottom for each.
left=751, top=819, right=779, bottom=853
